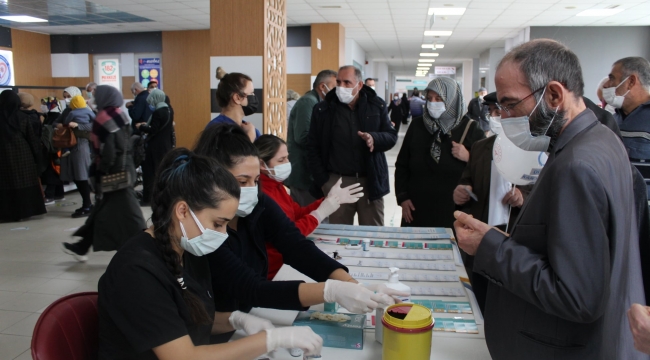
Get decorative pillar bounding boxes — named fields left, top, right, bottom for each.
left=210, top=0, right=287, bottom=138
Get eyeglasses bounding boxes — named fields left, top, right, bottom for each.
left=496, top=86, right=545, bottom=116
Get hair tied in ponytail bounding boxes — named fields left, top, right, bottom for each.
left=177, top=277, right=187, bottom=290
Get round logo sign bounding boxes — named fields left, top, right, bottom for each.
left=0, top=55, right=12, bottom=86
left=102, top=60, right=116, bottom=75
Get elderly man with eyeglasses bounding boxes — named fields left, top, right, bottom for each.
left=454, top=39, right=647, bottom=360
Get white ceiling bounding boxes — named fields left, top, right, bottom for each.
left=13, top=0, right=650, bottom=73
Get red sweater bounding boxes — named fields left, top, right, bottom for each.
left=260, top=173, right=323, bottom=279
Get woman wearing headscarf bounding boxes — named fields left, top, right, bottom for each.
left=135, top=89, right=174, bottom=206
left=0, top=90, right=46, bottom=221
left=395, top=77, right=485, bottom=228
left=59, top=95, right=95, bottom=217
left=62, top=86, right=145, bottom=262
left=18, top=93, right=42, bottom=138
left=55, top=86, right=82, bottom=124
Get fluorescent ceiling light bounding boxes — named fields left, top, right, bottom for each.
left=424, top=31, right=453, bottom=36
left=418, top=64, right=432, bottom=67
left=417, top=67, right=430, bottom=70
left=420, top=53, right=439, bottom=57
left=422, top=44, right=444, bottom=49
left=419, top=59, right=436, bottom=63
left=0, top=15, right=47, bottom=22
left=576, top=9, right=623, bottom=16
left=428, top=7, right=466, bottom=15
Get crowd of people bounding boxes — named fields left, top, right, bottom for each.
left=1, top=38, right=650, bottom=359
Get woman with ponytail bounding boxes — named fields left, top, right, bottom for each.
left=194, top=124, right=407, bottom=339
left=98, top=147, right=322, bottom=359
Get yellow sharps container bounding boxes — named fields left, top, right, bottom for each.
left=382, top=303, right=434, bottom=360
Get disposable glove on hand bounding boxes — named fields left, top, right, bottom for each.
left=310, top=196, right=340, bottom=223
left=266, top=327, right=323, bottom=356
left=362, top=283, right=410, bottom=306
left=323, top=279, right=389, bottom=313
left=229, top=311, right=275, bottom=336
left=327, top=177, right=364, bottom=204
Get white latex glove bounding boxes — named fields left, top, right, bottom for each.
left=362, top=283, right=411, bottom=306
left=229, top=311, right=275, bottom=335
left=327, top=177, right=364, bottom=204
left=266, top=327, right=323, bottom=356
left=323, top=280, right=389, bottom=313
left=310, top=196, right=340, bottom=223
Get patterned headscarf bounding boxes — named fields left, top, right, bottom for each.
left=64, top=86, right=82, bottom=98
left=422, top=77, right=466, bottom=163
left=94, top=85, right=123, bottom=111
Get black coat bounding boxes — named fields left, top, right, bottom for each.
left=308, top=85, right=397, bottom=201
left=139, top=107, right=174, bottom=168
left=395, top=115, right=485, bottom=228
left=467, top=97, right=489, bottom=132
left=208, top=193, right=347, bottom=313
left=128, top=91, right=153, bottom=128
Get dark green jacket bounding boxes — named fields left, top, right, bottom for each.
left=284, top=89, right=320, bottom=190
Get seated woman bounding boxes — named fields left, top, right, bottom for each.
left=254, top=134, right=363, bottom=279
left=98, top=148, right=322, bottom=359
left=193, top=124, right=405, bottom=329
left=206, top=67, right=261, bottom=142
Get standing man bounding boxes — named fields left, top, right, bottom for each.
left=467, top=87, right=489, bottom=134
left=308, top=65, right=397, bottom=225
left=285, top=69, right=337, bottom=206
left=454, top=39, right=647, bottom=359
left=364, top=78, right=376, bottom=90
left=409, top=88, right=425, bottom=118
left=127, top=82, right=153, bottom=131
left=603, top=57, right=650, bottom=160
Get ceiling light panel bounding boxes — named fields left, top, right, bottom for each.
left=0, top=15, right=47, bottom=22
left=420, top=53, right=440, bottom=57
left=419, top=59, right=436, bottom=63
left=428, top=8, right=467, bottom=15
left=424, top=31, right=453, bottom=36
left=576, top=9, right=624, bottom=16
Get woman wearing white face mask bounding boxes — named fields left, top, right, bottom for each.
left=194, top=124, right=406, bottom=344
left=395, top=77, right=485, bottom=229
left=254, top=134, right=363, bottom=279
left=98, top=148, right=323, bottom=359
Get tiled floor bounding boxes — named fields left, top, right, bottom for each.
left=0, top=123, right=408, bottom=359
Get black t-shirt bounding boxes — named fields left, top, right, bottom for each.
left=98, top=231, right=215, bottom=359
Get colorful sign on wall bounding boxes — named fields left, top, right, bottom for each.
left=434, top=66, right=456, bottom=75
left=98, top=59, right=120, bottom=89
left=138, top=58, right=162, bottom=89
left=0, top=50, right=15, bottom=86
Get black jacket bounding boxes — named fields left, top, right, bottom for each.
left=128, top=90, right=153, bottom=129
left=208, top=193, right=347, bottom=313
left=308, top=85, right=397, bottom=201
left=467, top=97, right=489, bottom=132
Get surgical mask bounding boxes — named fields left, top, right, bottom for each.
left=321, top=84, right=331, bottom=99
left=489, top=116, right=502, bottom=135
left=40, top=105, right=49, bottom=113
left=336, top=85, right=358, bottom=104
left=602, top=76, right=630, bottom=109
left=265, top=162, right=292, bottom=182
left=236, top=186, right=258, bottom=217
left=427, top=101, right=446, bottom=118
left=393, top=96, right=399, bottom=101
left=242, top=94, right=258, bottom=116
left=370, top=86, right=376, bottom=91
left=179, top=208, right=229, bottom=257
left=65, top=98, right=71, bottom=104
left=500, top=88, right=557, bottom=152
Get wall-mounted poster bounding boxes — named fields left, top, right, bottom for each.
left=98, top=58, right=120, bottom=89
left=138, top=58, right=162, bottom=89
left=0, top=50, right=15, bottom=86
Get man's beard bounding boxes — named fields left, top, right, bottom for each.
left=529, top=102, right=567, bottom=150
